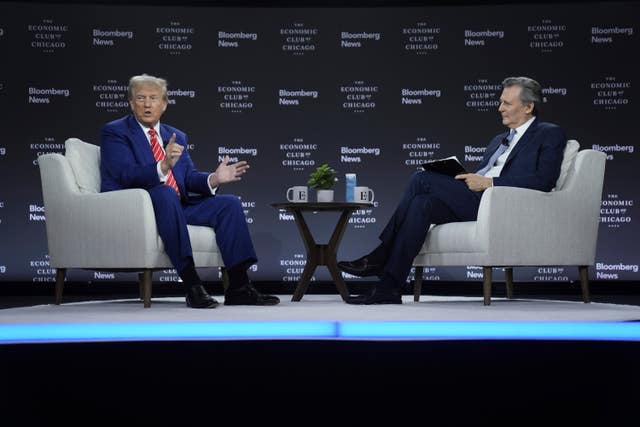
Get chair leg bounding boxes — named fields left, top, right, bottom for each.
left=138, top=273, right=144, bottom=301
left=141, top=269, right=152, bottom=308
left=579, top=266, right=591, bottom=303
left=221, top=267, right=230, bottom=292
left=413, top=266, right=424, bottom=302
left=505, top=267, right=514, bottom=299
left=482, top=267, right=492, bottom=306
left=54, top=268, right=66, bottom=305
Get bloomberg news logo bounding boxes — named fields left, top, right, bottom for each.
left=463, top=28, right=505, bottom=47
left=167, top=88, right=196, bottom=105
left=596, top=262, right=638, bottom=280
left=340, top=30, right=381, bottom=48
left=27, top=87, right=70, bottom=105
left=591, top=26, right=634, bottom=44
left=217, top=30, right=258, bottom=48
left=92, top=28, right=134, bottom=47
left=278, top=88, right=319, bottom=107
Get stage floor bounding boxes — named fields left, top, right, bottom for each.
left=2, top=294, right=640, bottom=343
left=2, top=293, right=640, bottom=424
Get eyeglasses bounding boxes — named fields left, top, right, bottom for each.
left=133, top=95, right=162, bottom=104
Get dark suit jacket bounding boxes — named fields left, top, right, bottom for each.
left=100, top=114, right=211, bottom=202
left=476, top=119, right=567, bottom=192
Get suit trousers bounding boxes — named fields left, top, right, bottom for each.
left=379, top=170, right=482, bottom=285
left=147, top=185, right=257, bottom=275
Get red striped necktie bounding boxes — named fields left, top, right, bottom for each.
left=148, top=128, right=181, bottom=198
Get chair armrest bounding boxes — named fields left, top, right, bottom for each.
left=69, top=189, right=158, bottom=244
left=476, top=186, right=559, bottom=239
left=45, top=188, right=161, bottom=268
left=475, top=185, right=599, bottom=265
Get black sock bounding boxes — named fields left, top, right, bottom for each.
left=179, top=258, right=202, bottom=291
left=226, top=264, right=250, bottom=291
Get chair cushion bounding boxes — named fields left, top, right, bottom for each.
left=421, top=221, right=481, bottom=254
left=65, top=138, right=101, bottom=193
left=554, top=139, right=579, bottom=191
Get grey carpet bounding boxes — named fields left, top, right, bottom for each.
left=2, top=294, right=640, bottom=324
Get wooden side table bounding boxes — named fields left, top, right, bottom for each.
left=272, top=202, right=373, bottom=301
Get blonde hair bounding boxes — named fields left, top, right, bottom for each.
left=128, top=74, right=168, bottom=102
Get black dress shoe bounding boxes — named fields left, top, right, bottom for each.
left=186, top=284, right=219, bottom=309
left=224, top=283, right=280, bottom=306
left=337, top=256, right=383, bottom=277
left=346, top=286, right=402, bottom=305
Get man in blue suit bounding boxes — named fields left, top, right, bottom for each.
left=100, top=74, right=279, bottom=308
left=339, top=76, right=567, bottom=304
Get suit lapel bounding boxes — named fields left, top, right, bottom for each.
left=159, top=124, right=173, bottom=147
left=505, top=118, right=538, bottom=164
left=479, top=132, right=508, bottom=170
left=126, top=115, right=155, bottom=164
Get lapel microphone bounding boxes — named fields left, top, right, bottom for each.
left=502, top=128, right=517, bottom=147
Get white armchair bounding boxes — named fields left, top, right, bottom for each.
left=412, top=140, right=606, bottom=305
left=38, top=138, right=226, bottom=308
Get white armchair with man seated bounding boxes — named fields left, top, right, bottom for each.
left=412, top=140, right=606, bottom=305
left=37, top=138, right=227, bottom=308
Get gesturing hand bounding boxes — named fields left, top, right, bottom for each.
left=210, top=155, right=250, bottom=187
left=160, top=133, right=184, bottom=173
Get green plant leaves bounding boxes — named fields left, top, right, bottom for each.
left=307, top=163, right=337, bottom=189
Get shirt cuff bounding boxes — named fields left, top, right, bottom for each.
left=156, top=161, right=167, bottom=182
left=207, top=172, right=218, bottom=195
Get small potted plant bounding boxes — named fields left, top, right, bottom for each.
left=307, top=163, right=337, bottom=202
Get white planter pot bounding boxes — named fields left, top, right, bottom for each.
left=316, top=189, right=334, bottom=202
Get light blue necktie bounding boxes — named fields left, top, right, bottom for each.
left=477, top=128, right=516, bottom=176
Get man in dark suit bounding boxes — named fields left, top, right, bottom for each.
left=100, top=74, right=279, bottom=308
left=339, top=76, right=567, bottom=304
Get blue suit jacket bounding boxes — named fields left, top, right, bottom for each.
left=476, top=119, right=567, bottom=192
left=100, top=115, right=212, bottom=202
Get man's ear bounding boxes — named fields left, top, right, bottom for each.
left=524, top=102, right=534, bottom=114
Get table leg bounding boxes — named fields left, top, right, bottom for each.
left=289, top=207, right=356, bottom=302
left=325, top=209, right=353, bottom=301
left=290, top=209, right=318, bottom=302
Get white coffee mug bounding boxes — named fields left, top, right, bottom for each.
left=287, top=186, right=308, bottom=203
left=354, top=186, right=374, bottom=203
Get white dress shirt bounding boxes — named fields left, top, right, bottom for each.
left=484, top=116, right=536, bottom=178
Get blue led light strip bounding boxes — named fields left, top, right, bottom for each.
left=0, top=321, right=639, bottom=344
